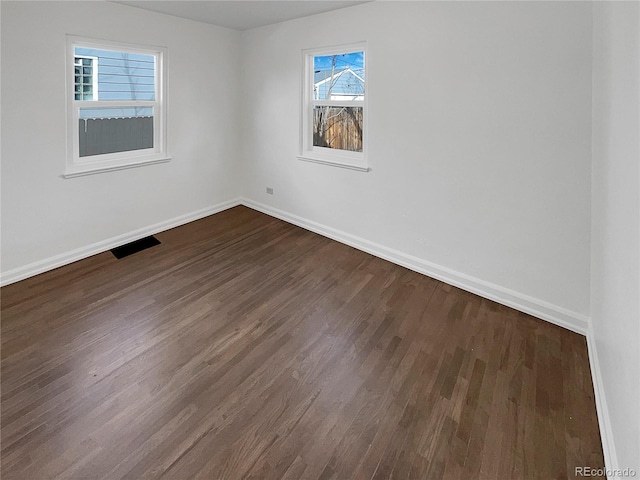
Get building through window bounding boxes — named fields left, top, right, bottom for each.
left=74, top=55, right=97, bottom=101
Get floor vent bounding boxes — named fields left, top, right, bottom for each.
left=111, top=236, right=161, bottom=259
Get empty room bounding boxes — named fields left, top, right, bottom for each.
left=1, top=1, right=638, bottom=478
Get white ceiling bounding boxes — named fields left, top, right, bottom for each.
left=113, top=1, right=370, bottom=31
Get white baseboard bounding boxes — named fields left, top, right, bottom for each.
left=239, top=199, right=620, bottom=474
left=240, top=198, right=590, bottom=335
left=0, top=198, right=242, bottom=287
left=1, top=195, right=612, bottom=469
left=586, top=330, right=618, bottom=474
left=241, top=198, right=620, bottom=472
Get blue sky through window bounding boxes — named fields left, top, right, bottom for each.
left=313, top=51, right=364, bottom=100
left=314, top=51, right=364, bottom=73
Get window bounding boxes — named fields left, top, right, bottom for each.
left=74, top=55, right=98, bottom=100
left=299, top=43, right=368, bottom=171
left=65, top=36, right=168, bottom=177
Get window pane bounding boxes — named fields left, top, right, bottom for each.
left=313, top=51, right=364, bottom=101
left=74, top=47, right=156, bottom=101
left=78, top=107, right=154, bottom=157
left=313, top=106, right=362, bottom=152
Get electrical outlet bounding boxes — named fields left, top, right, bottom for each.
left=266, top=187, right=274, bottom=195
left=417, top=237, right=429, bottom=246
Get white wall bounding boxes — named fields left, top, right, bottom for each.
left=591, top=1, right=640, bottom=471
left=1, top=1, right=242, bottom=278
left=240, top=1, right=593, bottom=327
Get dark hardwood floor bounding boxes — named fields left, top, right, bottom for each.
left=1, top=206, right=604, bottom=479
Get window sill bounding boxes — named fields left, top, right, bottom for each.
left=63, top=156, right=171, bottom=178
left=297, top=155, right=370, bottom=172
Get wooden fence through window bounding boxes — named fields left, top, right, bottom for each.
left=79, top=116, right=153, bottom=157
left=313, top=107, right=363, bottom=152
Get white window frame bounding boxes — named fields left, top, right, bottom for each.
left=298, top=42, right=369, bottom=172
left=65, top=35, right=169, bottom=178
